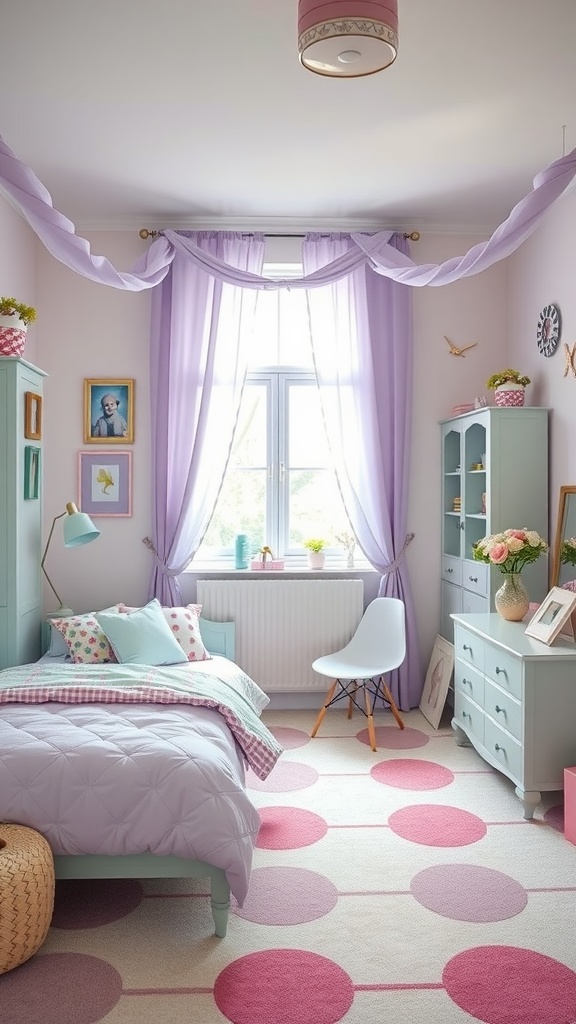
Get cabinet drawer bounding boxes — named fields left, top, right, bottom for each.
left=442, top=556, right=462, bottom=585
left=484, top=717, right=522, bottom=783
left=455, top=660, right=484, bottom=706
left=483, top=678, right=522, bottom=742
left=454, top=690, right=485, bottom=746
left=462, top=559, right=488, bottom=597
left=462, top=590, right=488, bottom=615
left=484, top=646, right=522, bottom=699
left=454, top=626, right=485, bottom=673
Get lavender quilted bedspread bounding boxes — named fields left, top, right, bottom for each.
left=0, top=660, right=282, bottom=904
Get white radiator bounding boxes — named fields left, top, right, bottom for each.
left=197, top=579, right=364, bottom=691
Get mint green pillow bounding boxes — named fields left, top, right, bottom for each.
left=96, top=598, right=188, bottom=665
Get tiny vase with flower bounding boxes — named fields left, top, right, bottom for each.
left=473, top=529, right=548, bottom=621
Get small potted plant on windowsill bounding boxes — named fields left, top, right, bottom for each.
left=0, top=297, right=37, bottom=357
left=304, top=537, right=326, bottom=570
left=486, top=369, right=530, bottom=408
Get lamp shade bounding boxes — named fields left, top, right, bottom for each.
left=62, top=502, right=100, bottom=548
left=298, top=0, right=398, bottom=77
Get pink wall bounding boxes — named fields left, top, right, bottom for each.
left=5, top=198, right=572, bottom=672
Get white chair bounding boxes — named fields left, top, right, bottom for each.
left=310, top=597, right=406, bottom=751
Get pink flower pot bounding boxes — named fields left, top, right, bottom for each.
left=494, top=384, right=525, bottom=408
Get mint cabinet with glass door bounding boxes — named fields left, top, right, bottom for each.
left=440, top=407, right=548, bottom=642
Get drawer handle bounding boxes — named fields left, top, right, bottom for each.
left=458, top=522, right=465, bottom=530
left=494, top=744, right=503, bottom=753
left=462, top=678, right=471, bottom=686
left=463, top=644, right=472, bottom=652
left=495, top=666, right=507, bottom=677
left=461, top=711, right=469, bottom=719
left=468, top=575, right=478, bottom=583
left=446, top=567, right=453, bottom=574
left=495, top=705, right=505, bottom=714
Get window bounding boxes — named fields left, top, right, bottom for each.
left=194, top=265, right=353, bottom=565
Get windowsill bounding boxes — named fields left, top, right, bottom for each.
left=184, top=563, right=376, bottom=576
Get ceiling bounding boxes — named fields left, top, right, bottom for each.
left=1, top=0, right=575, bottom=234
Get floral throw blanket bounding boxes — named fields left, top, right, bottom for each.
left=0, top=661, right=282, bottom=780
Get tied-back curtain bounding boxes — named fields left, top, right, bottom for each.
left=303, top=233, right=420, bottom=710
left=148, top=232, right=265, bottom=604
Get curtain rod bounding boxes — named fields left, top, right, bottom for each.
left=138, top=228, right=420, bottom=241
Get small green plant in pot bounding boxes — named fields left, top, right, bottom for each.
left=0, top=297, right=37, bottom=326
left=0, top=297, right=37, bottom=357
left=486, top=369, right=530, bottom=408
left=304, top=538, right=326, bottom=570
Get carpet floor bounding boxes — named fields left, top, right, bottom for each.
left=2, top=705, right=575, bottom=1024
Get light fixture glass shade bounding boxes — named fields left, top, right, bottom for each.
left=62, top=501, right=100, bottom=548
left=298, top=0, right=398, bottom=78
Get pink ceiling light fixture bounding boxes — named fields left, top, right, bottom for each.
left=298, top=0, right=398, bottom=78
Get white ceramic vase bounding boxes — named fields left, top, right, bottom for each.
left=307, top=551, right=325, bottom=570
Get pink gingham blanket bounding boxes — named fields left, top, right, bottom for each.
left=0, top=660, right=282, bottom=780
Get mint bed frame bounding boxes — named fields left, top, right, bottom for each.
left=53, top=618, right=237, bottom=938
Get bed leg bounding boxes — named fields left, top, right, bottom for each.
left=210, top=874, right=231, bottom=937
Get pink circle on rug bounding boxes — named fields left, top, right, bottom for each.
left=233, top=866, right=338, bottom=924
left=0, top=952, right=122, bottom=1023
left=411, top=864, right=527, bottom=921
left=544, top=803, right=564, bottom=832
left=257, top=806, right=328, bottom=849
left=389, top=804, right=487, bottom=846
left=357, top=725, right=429, bottom=749
left=247, top=760, right=319, bottom=792
left=443, top=945, right=576, bottom=1023
left=214, top=949, right=354, bottom=1024
left=371, top=758, right=454, bottom=790
left=51, top=878, right=144, bottom=929
left=270, top=726, right=311, bottom=749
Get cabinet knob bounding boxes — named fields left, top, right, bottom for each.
left=458, top=522, right=465, bottom=530
left=462, top=711, right=469, bottom=719
left=495, top=705, right=505, bottom=714
left=494, top=744, right=502, bottom=752
left=468, top=575, right=478, bottom=583
left=463, top=678, right=471, bottom=686
left=495, top=666, right=506, bottom=676
left=463, top=644, right=472, bottom=652
left=446, top=567, right=453, bottom=574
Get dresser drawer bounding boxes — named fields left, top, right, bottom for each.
left=454, top=626, right=485, bottom=673
left=455, top=660, right=484, bottom=706
left=483, top=678, right=522, bottom=742
left=462, top=590, right=488, bottom=615
left=484, top=646, right=522, bottom=699
left=462, top=559, right=488, bottom=597
left=442, top=556, right=462, bottom=586
left=484, top=717, right=522, bottom=783
left=454, top=690, right=485, bottom=746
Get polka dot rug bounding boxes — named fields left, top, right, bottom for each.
left=3, top=707, right=574, bottom=1024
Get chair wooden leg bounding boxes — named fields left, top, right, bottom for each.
left=347, top=681, right=357, bottom=719
left=364, top=685, right=377, bottom=751
left=311, top=680, right=338, bottom=738
left=381, top=678, right=405, bottom=730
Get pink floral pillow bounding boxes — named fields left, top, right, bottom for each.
left=51, top=605, right=122, bottom=664
left=118, top=603, right=211, bottom=662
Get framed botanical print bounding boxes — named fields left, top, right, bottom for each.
left=84, top=379, right=134, bottom=444
left=78, top=451, right=132, bottom=517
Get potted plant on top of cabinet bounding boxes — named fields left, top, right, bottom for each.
left=486, top=368, right=530, bottom=408
left=0, top=297, right=37, bottom=358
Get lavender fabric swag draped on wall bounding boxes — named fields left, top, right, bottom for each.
left=2, top=132, right=576, bottom=705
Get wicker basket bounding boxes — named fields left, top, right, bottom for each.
left=0, top=824, right=55, bottom=974
left=0, top=317, right=28, bottom=357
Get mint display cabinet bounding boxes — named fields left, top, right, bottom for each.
left=439, top=407, right=548, bottom=642
left=0, top=358, right=47, bottom=669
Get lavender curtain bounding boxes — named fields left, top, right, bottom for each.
left=303, top=233, right=420, bottom=710
left=147, top=232, right=265, bottom=604
left=1, top=132, right=575, bottom=290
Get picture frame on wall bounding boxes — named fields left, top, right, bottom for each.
left=79, top=451, right=132, bottom=517
left=24, top=445, right=41, bottom=500
left=524, top=586, right=576, bottom=645
left=24, top=392, right=42, bottom=440
left=84, top=378, right=134, bottom=444
left=419, top=634, right=455, bottom=729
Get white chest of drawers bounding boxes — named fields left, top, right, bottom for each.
left=451, top=612, right=576, bottom=818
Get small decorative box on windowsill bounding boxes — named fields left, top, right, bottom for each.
left=250, top=559, right=285, bottom=571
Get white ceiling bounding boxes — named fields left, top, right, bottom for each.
left=1, top=0, right=575, bottom=234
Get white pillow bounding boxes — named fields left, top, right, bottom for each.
left=96, top=598, right=188, bottom=665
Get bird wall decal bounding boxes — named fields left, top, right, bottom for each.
left=444, top=335, right=478, bottom=357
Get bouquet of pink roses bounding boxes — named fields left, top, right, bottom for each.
left=472, top=528, right=547, bottom=573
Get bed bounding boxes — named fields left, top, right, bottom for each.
left=0, top=614, right=282, bottom=937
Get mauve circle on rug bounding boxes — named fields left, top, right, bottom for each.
left=411, top=864, right=527, bottom=921
left=357, top=724, right=429, bottom=748
left=232, top=866, right=338, bottom=925
left=269, top=726, right=311, bottom=749
left=214, top=949, right=354, bottom=1024
left=247, top=759, right=319, bottom=792
left=371, top=757, right=454, bottom=790
left=388, top=804, right=487, bottom=846
left=257, top=805, right=328, bottom=849
left=51, top=878, right=144, bottom=929
left=543, top=803, right=564, bottom=832
left=443, top=945, right=576, bottom=1023
left=0, top=952, right=122, bottom=1023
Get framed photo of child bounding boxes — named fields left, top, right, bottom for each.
left=84, top=379, right=134, bottom=444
